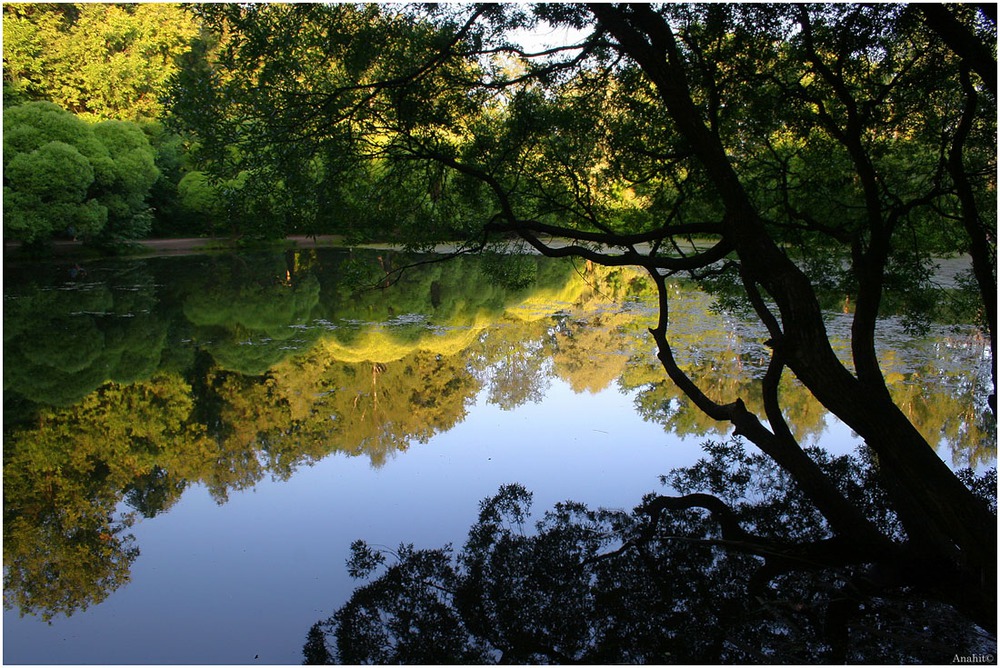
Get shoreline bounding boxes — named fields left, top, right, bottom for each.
left=2, top=235, right=537, bottom=262
left=3, top=235, right=351, bottom=260
left=2, top=236, right=973, bottom=289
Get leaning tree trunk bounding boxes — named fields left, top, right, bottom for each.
left=590, top=3, right=997, bottom=622
left=950, top=65, right=997, bottom=416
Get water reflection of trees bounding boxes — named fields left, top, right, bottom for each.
left=2, top=251, right=993, bottom=621
left=3, top=373, right=208, bottom=620
left=3, top=266, right=167, bottom=412
left=212, top=347, right=479, bottom=479
left=304, top=442, right=997, bottom=664
left=626, top=335, right=996, bottom=468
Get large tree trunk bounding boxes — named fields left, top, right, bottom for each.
left=589, top=3, right=997, bottom=610
left=949, top=65, right=997, bottom=416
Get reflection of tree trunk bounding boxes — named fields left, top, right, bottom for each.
left=352, top=363, right=386, bottom=423
left=371, top=362, right=384, bottom=417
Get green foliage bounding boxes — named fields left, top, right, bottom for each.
left=3, top=101, right=103, bottom=163
left=167, top=3, right=500, bottom=241
left=3, top=101, right=159, bottom=245
left=2, top=3, right=200, bottom=121
left=142, top=121, right=201, bottom=236
left=2, top=5, right=209, bottom=240
left=3, top=141, right=104, bottom=243
left=2, top=3, right=992, bottom=648
left=176, top=170, right=222, bottom=227
left=91, top=119, right=160, bottom=243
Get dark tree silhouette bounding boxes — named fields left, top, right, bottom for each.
left=305, top=442, right=996, bottom=664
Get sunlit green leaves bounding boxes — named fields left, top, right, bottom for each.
left=2, top=4, right=200, bottom=121
left=3, top=101, right=159, bottom=244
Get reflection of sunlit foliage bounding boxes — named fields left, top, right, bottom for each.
left=184, top=272, right=322, bottom=376
left=123, top=467, right=187, bottom=518
left=618, top=280, right=830, bottom=442
left=612, top=278, right=996, bottom=459
left=320, top=251, right=577, bottom=333
left=550, top=310, right=636, bottom=395
left=176, top=250, right=578, bottom=375
left=268, top=349, right=480, bottom=469
left=499, top=261, right=658, bottom=398
left=3, top=373, right=210, bottom=621
left=467, top=322, right=552, bottom=410
left=0, top=251, right=586, bottom=620
left=4, top=510, right=139, bottom=623
left=887, top=338, right=997, bottom=467
left=626, top=354, right=830, bottom=442
left=192, top=368, right=284, bottom=502
left=309, top=443, right=996, bottom=664
left=480, top=251, right=537, bottom=290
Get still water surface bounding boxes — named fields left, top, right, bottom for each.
left=3, top=248, right=993, bottom=663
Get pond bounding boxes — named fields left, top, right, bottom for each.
left=3, top=247, right=994, bottom=664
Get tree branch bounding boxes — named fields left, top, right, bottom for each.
left=638, top=493, right=893, bottom=570
left=920, top=4, right=997, bottom=97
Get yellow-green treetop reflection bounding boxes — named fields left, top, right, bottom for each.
left=3, top=373, right=213, bottom=621
left=3, top=250, right=993, bottom=621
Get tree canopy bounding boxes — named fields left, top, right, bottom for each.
left=3, top=3, right=200, bottom=121
left=2, top=4, right=212, bottom=242
left=3, top=101, right=159, bottom=245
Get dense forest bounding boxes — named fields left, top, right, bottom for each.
left=4, top=3, right=997, bottom=662
left=3, top=3, right=499, bottom=246
left=6, top=5, right=993, bottom=258
left=4, top=4, right=196, bottom=244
